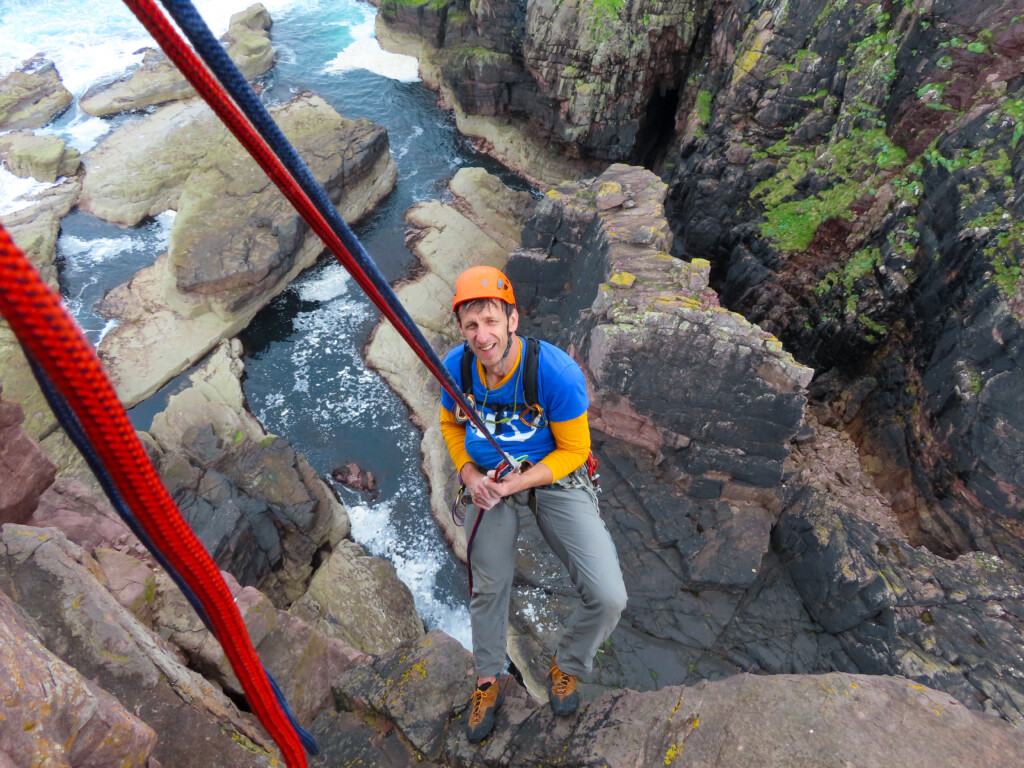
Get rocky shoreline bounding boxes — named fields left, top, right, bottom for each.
left=2, top=0, right=1023, bottom=765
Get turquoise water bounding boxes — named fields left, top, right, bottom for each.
left=1, top=0, right=534, bottom=646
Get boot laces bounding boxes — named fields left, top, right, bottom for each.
left=469, top=687, right=490, bottom=725
left=549, top=661, right=576, bottom=696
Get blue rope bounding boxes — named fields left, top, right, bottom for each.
left=155, top=0, right=517, bottom=467
left=24, top=354, right=318, bottom=755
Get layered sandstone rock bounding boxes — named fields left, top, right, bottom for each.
left=82, top=93, right=396, bottom=407
left=0, top=525, right=277, bottom=767
left=80, top=3, right=276, bottom=116
left=0, top=589, right=157, bottom=767
left=0, top=55, right=72, bottom=130
left=0, top=385, right=55, bottom=525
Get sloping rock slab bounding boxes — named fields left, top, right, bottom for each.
left=0, top=130, right=80, bottom=182
left=0, top=588, right=156, bottom=767
left=80, top=3, right=275, bottom=116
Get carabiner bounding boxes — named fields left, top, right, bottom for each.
left=453, top=394, right=476, bottom=424
left=520, top=404, right=546, bottom=428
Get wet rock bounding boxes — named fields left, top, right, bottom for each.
left=80, top=3, right=275, bottom=116
left=145, top=339, right=345, bottom=604
left=0, top=587, right=157, bottom=767
left=320, top=627, right=1024, bottom=768
left=0, top=525, right=277, bottom=767
left=0, top=130, right=80, bottom=183
left=84, top=93, right=396, bottom=407
left=331, top=461, right=379, bottom=500
left=0, top=55, right=72, bottom=130
left=0, top=384, right=55, bottom=525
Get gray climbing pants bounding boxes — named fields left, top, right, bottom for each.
left=465, top=467, right=627, bottom=678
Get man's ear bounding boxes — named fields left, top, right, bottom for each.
left=508, top=308, right=519, bottom=334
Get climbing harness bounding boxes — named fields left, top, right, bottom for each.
left=456, top=336, right=547, bottom=431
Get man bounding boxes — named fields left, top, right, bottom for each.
left=439, top=265, right=627, bottom=743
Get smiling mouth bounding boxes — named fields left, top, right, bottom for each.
left=479, top=342, right=498, bottom=353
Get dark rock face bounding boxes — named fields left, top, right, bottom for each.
left=377, top=0, right=713, bottom=164
left=0, top=384, right=55, bottom=525
left=776, top=488, right=1024, bottom=724
left=660, top=0, right=1024, bottom=568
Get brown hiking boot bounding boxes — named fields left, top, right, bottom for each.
left=546, top=657, right=580, bottom=715
left=466, top=681, right=504, bottom=742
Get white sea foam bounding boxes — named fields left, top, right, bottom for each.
left=323, top=38, right=421, bottom=83
left=0, top=0, right=309, bottom=96
left=296, top=263, right=351, bottom=303
left=0, top=168, right=56, bottom=215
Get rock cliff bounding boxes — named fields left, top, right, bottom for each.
left=378, top=0, right=1024, bottom=601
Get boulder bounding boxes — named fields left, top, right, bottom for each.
left=0, top=130, right=80, bottom=182
left=84, top=93, right=397, bottom=407
left=331, top=461, right=379, bottom=499
left=290, top=539, right=424, bottom=655
left=145, top=339, right=346, bottom=604
left=80, top=3, right=275, bottom=117
left=315, top=628, right=1024, bottom=768
left=0, top=384, right=55, bottom=525
left=0, top=525, right=277, bottom=767
left=0, top=588, right=157, bottom=767
left=0, top=55, right=72, bottom=130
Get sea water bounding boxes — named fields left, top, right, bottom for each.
left=0, top=0, right=534, bottom=649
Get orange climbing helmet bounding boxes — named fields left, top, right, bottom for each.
left=452, top=266, right=516, bottom=313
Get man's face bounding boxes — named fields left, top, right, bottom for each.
left=457, top=301, right=519, bottom=369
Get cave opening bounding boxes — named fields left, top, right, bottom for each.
left=633, top=85, right=680, bottom=170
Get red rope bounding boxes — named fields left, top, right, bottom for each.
left=0, top=220, right=308, bottom=766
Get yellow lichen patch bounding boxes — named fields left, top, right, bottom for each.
left=609, top=272, right=636, bottom=287
left=765, top=339, right=783, bottom=353
left=664, top=742, right=682, bottom=764
left=598, top=181, right=623, bottom=196
left=546, top=189, right=564, bottom=199
left=691, top=258, right=711, bottom=270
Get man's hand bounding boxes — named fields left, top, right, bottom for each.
left=462, top=464, right=503, bottom=510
